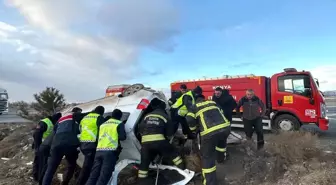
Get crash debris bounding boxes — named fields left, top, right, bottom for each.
left=1, top=123, right=336, bottom=185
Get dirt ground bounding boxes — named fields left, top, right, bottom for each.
left=1, top=123, right=336, bottom=185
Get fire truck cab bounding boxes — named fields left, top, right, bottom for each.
left=170, top=68, right=329, bottom=131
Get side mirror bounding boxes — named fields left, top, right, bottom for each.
left=309, top=98, right=315, bottom=105
left=316, top=80, right=320, bottom=87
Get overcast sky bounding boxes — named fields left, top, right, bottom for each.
left=1, top=0, right=336, bottom=102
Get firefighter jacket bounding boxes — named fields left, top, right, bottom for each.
left=171, top=91, right=195, bottom=117
left=79, top=113, right=100, bottom=142
left=41, top=118, right=54, bottom=141
left=96, top=118, right=126, bottom=151
left=185, top=98, right=230, bottom=138
left=139, top=109, right=174, bottom=143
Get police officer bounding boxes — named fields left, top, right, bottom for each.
left=186, top=87, right=231, bottom=185
left=86, top=109, right=126, bottom=185
left=42, top=108, right=88, bottom=185
left=168, top=84, right=187, bottom=106
left=76, top=106, right=105, bottom=185
left=32, top=113, right=62, bottom=181
left=138, top=98, right=185, bottom=184
left=38, top=108, right=82, bottom=185
left=170, top=85, right=196, bottom=138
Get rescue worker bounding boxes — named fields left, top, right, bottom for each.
left=76, top=106, right=105, bottom=185
left=168, top=84, right=187, bottom=106
left=42, top=108, right=89, bottom=185
left=212, top=87, right=237, bottom=161
left=236, top=89, right=266, bottom=150
left=39, top=108, right=82, bottom=185
left=138, top=98, right=185, bottom=184
left=170, top=84, right=196, bottom=138
left=85, top=109, right=126, bottom=185
left=32, top=113, right=62, bottom=181
left=185, top=87, right=231, bottom=185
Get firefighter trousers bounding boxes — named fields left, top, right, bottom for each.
left=138, top=140, right=185, bottom=181
left=42, top=145, right=78, bottom=185
left=76, top=149, right=96, bottom=185
left=38, top=145, right=51, bottom=185
left=215, top=126, right=231, bottom=163
left=201, top=128, right=230, bottom=185
left=86, top=151, right=117, bottom=185
left=243, top=117, right=264, bottom=149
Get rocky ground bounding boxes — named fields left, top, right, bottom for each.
left=1, top=123, right=336, bottom=185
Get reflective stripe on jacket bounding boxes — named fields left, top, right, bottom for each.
left=140, top=110, right=169, bottom=143
left=79, top=113, right=99, bottom=142
left=171, top=91, right=195, bottom=116
left=42, top=118, right=53, bottom=140
left=96, top=118, right=121, bottom=151
left=186, top=100, right=230, bottom=136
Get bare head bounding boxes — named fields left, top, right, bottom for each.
left=180, top=84, right=187, bottom=94
left=214, top=87, right=222, bottom=98
left=246, top=89, right=254, bottom=99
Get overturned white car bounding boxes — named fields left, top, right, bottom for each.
left=62, top=84, right=242, bottom=185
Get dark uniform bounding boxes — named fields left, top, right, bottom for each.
left=42, top=112, right=88, bottom=185
left=212, top=89, right=237, bottom=160
left=138, top=104, right=185, bottom=183
left=86, top=109, right=126, bottom=185
left=76, top=106, right=105, bottom=185
left=32, top=114, right=61, bottom=181
left=171, top=90, right=196, bottom=138
left=236, top=95, right=266, bottom=150
left=186, top=96, right=231, bottom=185
left=37, top=132, right=55, bottom=185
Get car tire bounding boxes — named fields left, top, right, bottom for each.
left=273, top=114, right=301, bottom=132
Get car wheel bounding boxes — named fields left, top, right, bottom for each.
left=273, top=114, right=301, bottom=131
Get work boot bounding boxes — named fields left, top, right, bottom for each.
left=257, top=140, right=265, bottom=150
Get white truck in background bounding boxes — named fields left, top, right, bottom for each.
left=0, top=87, right=9, bottom=115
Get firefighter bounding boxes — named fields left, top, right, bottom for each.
left=212, top=87, right=237, bottom=161
left=170, top=84, right=197, bottom=139
left=137, top=98, right=185, bottom=184
left=32, top=113, right=62, bottom=181
left=38, top=108, right=82, bottom=185
left=236, top=89, right=266, bottom=150
left=76, top=106, right=105, bottom=185
left=185, top=87, right=231, bottom=185
left=85, top=109, right=126, bottom=185
left=42, top=108, right=89, bottom=185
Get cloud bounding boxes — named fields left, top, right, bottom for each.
left=0, top=0, right=181, bottom=102
left=310, top=65, right=336, bottom=91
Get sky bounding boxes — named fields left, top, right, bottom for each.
left=0, top=0, right=336, bottom=102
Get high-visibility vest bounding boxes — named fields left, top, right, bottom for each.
left=171, top=91, right=195, bottom=116
left=96, top=118, right=121, bottom=151
left=79, top=113, right=99, bottom=142
left=42, top=118, right=53, bottom=141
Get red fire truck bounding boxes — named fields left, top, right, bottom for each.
left=170, top=68, right=329, bottom=131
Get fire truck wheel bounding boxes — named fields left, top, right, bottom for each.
left=273, top=114, right=301, bottom=131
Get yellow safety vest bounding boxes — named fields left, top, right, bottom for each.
left=171, top=91, right=195, bottom=116
left=42, top=118, right=53, bottom=140
left=79, top=113, right=99, bottom=142
left=96, top=118, right=121, bottom=151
